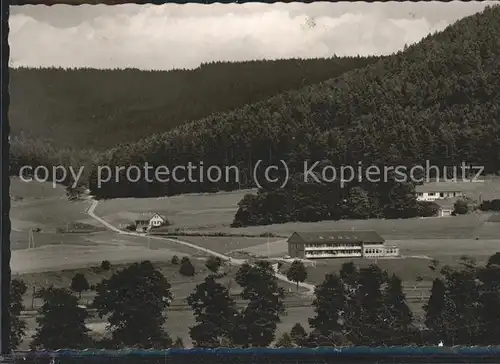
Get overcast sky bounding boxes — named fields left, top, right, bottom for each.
left=9, top=2, right=495, bottom=70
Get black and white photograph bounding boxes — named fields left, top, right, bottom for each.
left=6, top=0, right=500, bottom=355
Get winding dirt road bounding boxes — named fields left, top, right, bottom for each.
left=86, top=199, right=315, bottom=294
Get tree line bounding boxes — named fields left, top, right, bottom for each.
left=10, top=251, right=500, bottom=350
left=230, top=172, right=478, bottom=227
left=479, top=199, right=500, bottom=211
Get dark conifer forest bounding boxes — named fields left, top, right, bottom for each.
left=10, top=57, right=379, bottom=150
left=10, top=56, right=381, bottom=187
left=10, top=6, right=500, bottom=226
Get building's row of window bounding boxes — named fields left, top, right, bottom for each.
left=305, top=243, right=362, bottom=248
left=364, top=248, right=398, bottom=254
left=306, top=250, right=362, bottom=256
left=365, top=249, right=382, bottom=254
left=416, top=192, right=460, bottom=197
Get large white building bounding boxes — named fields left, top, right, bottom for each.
left=287, top=230, right=399, bottom=259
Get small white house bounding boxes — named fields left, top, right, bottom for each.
left=149, top=213, right=165, bottom=227
left=134, top=213, right=166, bottom=232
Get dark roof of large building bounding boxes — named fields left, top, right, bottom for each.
left=288, top=230, right=385, bottom=244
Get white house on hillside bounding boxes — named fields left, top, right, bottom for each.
left=134, top=213, right=166, bottom=232
left=415, top=182, right=464, bottom=202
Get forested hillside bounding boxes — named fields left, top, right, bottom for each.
left=10, top=57, right=379, bottom=151
left=88, top=5, right=500, bottom=202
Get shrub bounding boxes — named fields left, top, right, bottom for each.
left=179, top=259, right=195, bottom=277
left=70, top=273, right=90, bottom=299
left=205, top=256, right=222, bottom=273
left=275, top=332, right=293, bottom=347
left=479, top=199, right=500, bottom=211
left=100, top=260, right=111, bottom=271
left=173, top=337, right=184, bottom=348
left=453, top=199, right=469, bottom=215
left=416, top=201, right=440, bottom=217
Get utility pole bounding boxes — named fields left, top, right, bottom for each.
left=266, top=234, right=270, bottom=258
left=28, top=229, right=35, bottom=249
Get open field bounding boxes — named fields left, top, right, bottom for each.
left=10, top=228, right=216, bottom=274
left=10, top=193, right=98, bottom=233
left=10, top=177, right=67, bottom=202
left=215, top=213, right=499, bottom=238
left=10, top=178, right=107, bottom=251
left=9, top=178, right=211, bottom=271
left=94, top=189, right=249, bottom=230
left=280, top=256, right=465, bottom=287
left=16, top=176, right=500, bottom=242
left=159, top=236, right=287, bottom=255
left=11, top=244, right=206, bottom=275
left=96, top=193, right=500, bottom=241
left=94, top=178, right=500, bottom=238
left=241, top=237, right=500, bottom=263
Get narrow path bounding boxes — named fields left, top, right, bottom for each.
left=86, top=199, right=315, bottom=294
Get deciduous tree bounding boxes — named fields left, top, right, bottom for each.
left=31, top=287, right=91, bottom=350
left=10, top=279, right=27, bottom=350
left=286, top=260, right=308, bottom=292
left=235, top=261, right=285, bottom=347
left=70, top=272, right=90, bottom=299
left=424, top=278, right=447, bottom=344
left=290, top=323, right=308, bottom=347
left=383, top=274, right=414, bottom=345
left=92, top=261, right=173, bottom=348
left=187, top=274, right=238, bottom=347
left=353, top=265, right=388, bottom=346
left=309, top=273, right=346, bottom=345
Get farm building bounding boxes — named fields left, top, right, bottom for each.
left=415, top=182, right=464, bottom=202
left=287, top=230, right=399, bottom=259
left=134, top=213, right=167, bottom=232
left=438, top=206, right=453, bottom=217
left=434, top=197, right=463, bottom=217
